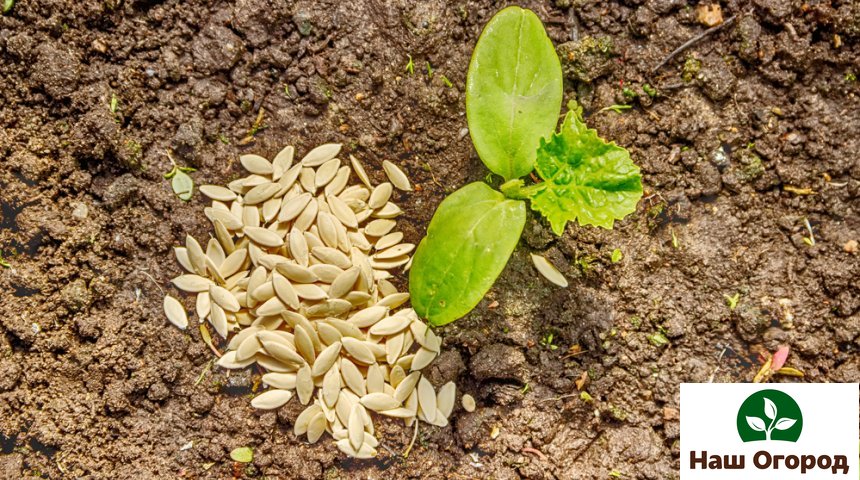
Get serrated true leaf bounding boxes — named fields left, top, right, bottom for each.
left=528, top=104, right=642, bottom=234
left=466, top=6, right=563, bottom=181
left=409, top=182, right=526, bottom=326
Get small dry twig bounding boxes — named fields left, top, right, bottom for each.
left=652, top=16, right=737, bottom=73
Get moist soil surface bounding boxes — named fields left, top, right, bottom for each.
left=1, top=0, right=859, bottom=478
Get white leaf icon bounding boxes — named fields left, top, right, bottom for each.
left=763, top=397, right=777, bottom=420
left=746, top=416, right=767, bottom=432
left=774, top=418, right=797, bottom=431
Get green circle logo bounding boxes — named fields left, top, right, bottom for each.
left=736, top=389, right=803, bottom=442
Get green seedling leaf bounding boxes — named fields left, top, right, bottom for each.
left=610, top=248, right=623, bottom=263
left=229, top=446, right=253, bottom=463
left=171, top=170, right=194, bottom=201
left=410, top=182, right=526, bottom=326
left=2, top=0, right=13, bottom=14
left=528, top=103, right=643, bottom=234
left=466, top=6, right=563, bottom=181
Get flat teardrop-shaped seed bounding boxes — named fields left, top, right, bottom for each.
left=294, top=404, right=322, bottom=436
left=349, top=155, right=373, bottom=189
left=293, top=283, right=327, bottom=300
left=261, top=197, right=281, bottom=222
left=196, top=291, right=212, bottom=319
left=307, top=264, right=343, bottom=283
left=530, top=253, right=569, bottom=287
left=289, top=229, right=310, bottom=266
left=347, top=305, right=389, bottom=328
left=376, top=292, right=410, bottom=309
left=378, top=407, right=415, bottom=419
left=199, top=185, right=237, bottom=202
left=335, top=390, right=356, bottom=427
left=327, top=194, right=358, bottom=228
left=174, top=247, right=194, bottom=273
left=216, top=350, right=256, bottom=369
left=185, top=235, right=208, bottom=276
left=348, top=405, right=365, bottom=451
left=316, top=211, right=339, bottom=248
left=311, top=247, right=352, bottom=269
left=382, top=160, right=412, bottom=191
left=317, top=322, right=343, bottom=346
left=329, top=266, right=360, bottom=299
left=172, top=274, right=212, bottom=293
left=261, top=339, right=305, bottom=366
left=278, top=192, right=312, bottom=222
left=372, top=202, right=403, bottom=219
left=244, top=226, right=284, bottom=248
left=306, top=299, right=352, bottom=318
left=394, top=371, right=421, bottom=403
left=374, top=232, right=403, bottom=251
left=273, top=145, right=295, bottom=172
left=299, top=167, right=316, bottom=193
left=335, top=438, right=359, bottom=457
left=340, top=358, right=366, bottom=396
left=163, top=296, right=188, bottom=330
left=301, top=143, right=341, bottom=167
left=213, top=219, right=236, bottom=254
left=209, top=304, right=229, bottom=339
left=417, top=376, right=437, bottom=423
left=369, top=254, right=410, bottom=270
left=219, top=248, right=248, bottom=278
left=255, top=354, right=298, bottom=373
left=293, top=198, right=319, bottom=231
left=311, top=341, right=342, bottom=377
left=325, top=319, right=365, bottom=340
left=366, top=363, right=384, bottom=394
left=296, top=364, right=313, bottom=405
left=244, top=182, right=280, bottom=205
left=315, top=158, right=341, bottom=187
left=341, top=337, right=375, bottom=365
left=251, top=389, right=292, bottom=410
left=436, top=382, right=456, bottom=418
left=307, top=411, right=327, bottom=443
left=294, top=324, right=317, bottom=365
left=322, top=366, right=341, bottom=408
left=461, top=394, right=476, bottom=412
left=375, top=243, right=415, bottom=260
left=209, top=285, right=240, bottom=313
left=345, top=291, right=373, bottom=306
left=262, top=372, right=297, bottom=390
left=385, top=332, right=405, bottom=365
left=324, top=166, right=351, bottom=197
left=364, top=219, right=396, bottom=237
left=360, top=392, right=401, bottom=412
left=205, top=207, right=243, bottom=230
left=278, top=163, right=303, bottom=190
left=411, top=346, right=437, bottom=371
left=241, top=154, right=274, bottom=175
left=368, top=182, right=393, bottom=210
left=272, top=274, right=300, bottom=309
left=255, top=296, right=287, bottom=317
left=389, top=365, right=407, bottom=389
left=369, top=315, right=411, bottom=336
left=275, top=262, right=317, bottom=283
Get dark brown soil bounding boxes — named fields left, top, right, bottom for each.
left=1, top=0, right=858, bottom=478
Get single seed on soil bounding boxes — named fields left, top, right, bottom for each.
left=349, top=155, right=373, bottom=189
left=250, top=389, right=293, bottom=410
left=163, top=295, right=188, bottom=330
left=301, top=143, right=341, bottom=167
left=240, top=154, right=274, bottom=175
left=530, top=253, right=569, bottom=287
left=382, top=160, right=412, bottom=191
left=461, top=394, right=476, bottom=412
left=172, top=274, right=211, bottom=293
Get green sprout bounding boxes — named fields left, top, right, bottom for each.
left=440, top=75, right=453, bottom=88
left=724, top=293, right=740, bottom=311
left=599, top=104, right=632, bottom=114
left=426, top=61, right=434, bottom=79
left=539, top=332, right=559, bottom=350
left=164, top=151, right=196, bottom=201
left=610, top=248, right=623, bottom=263
left=405, top=54, right=414, bottom=75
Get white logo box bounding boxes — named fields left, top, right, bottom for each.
left=681, top=383, right=858, bottom=479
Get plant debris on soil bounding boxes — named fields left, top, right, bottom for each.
left=0, top=0, right=858, bottom=479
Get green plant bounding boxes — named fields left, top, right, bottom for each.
left=163, top=151, right=196, bottom=201
left=409, top=6, right=642, bottom=326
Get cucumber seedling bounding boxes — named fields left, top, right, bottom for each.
left=409, top=6, right=643, bottom=326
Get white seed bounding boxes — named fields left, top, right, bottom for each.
left=312, top=341, right=342, bottom=377
left=461, top=394, right=476, bottom=412
left=311, top=247, right=351, bottom=269
left=196, top=292, right=211, bottom=319
left=293, top=283, right=327, bottom=300
left=262, top=372, right=297, bottom=390
left=349, top=155, right=373, bottom=189
left=377, top=292, right=410, bottom=309
left=244, top=182, right=280, bottom=205
left=366, top=363, right=384, bottom=394
left=329, top=266, right=360, bottom=299
left=375, top=243, right=415, bottom=259
left=364, top=219, right=396, bottom=237
left=199, top=185, right=237, bottom=202
left=348, top=405, right=365, bottom=451
left=368, top=182, right=393, bottom=210
left=209, top=304, right=229, bottom=339
left=327, top=194, right=358, bottom=228
left=272, top=274, right=300, bottom=309
left=251, top=389, right=292, bottom=410
left=307, top=411, right=327, bottom=443
left=348, top=306, right=389, bottom=328
left=241, top=154, right=274, bottom=175
left=301, top=143, right=341, bottom=166
left=315, top=158, right=341, bottom=187
left=209, top=284, right=240, bottom=313
left=279, top=192, right=312, bottom=222
left=360, top=393, right=400, bottom=412
left=341, top=337, right=375, bottom=365
left=417, top=377, right=437, bottom=423
left=217, top=351, right=256, bottom=369
left=275, top=262, right=317, bottom=283
left=394, top=371, right=420, bottom=403
left=308, top=264, right=343, bottom=283
left=294, top=404, right=322, bottom=436
left=294, top=198, right=319, bottom=231
left=219, top=248, right=248, bottom=278
left=294, top=324, right=316, bottom=365
left=255, top=296, right=286, bottom=317
left=205, top=207, right=243, bottom=230
left=437, top=382, right=456, bottom=418
left=325, top=166, right=351, bottom=197
left=213, top=219, right=235, bottom=253
left=299, top=167, right=316, bottom=193
left=389, top=365, right=406, bottom=388
left=273, top=145, right=295, bottom=173
left=289, top=229, right=310, bottom=266
left=340, top=358, right=366, bottom=396
left=296, top=364, right=313, bottom=405
left=243, top=226, right=284, bottom=248
left=410, top=347, right=437, bottom=371
left=530, top=253, right=569, bottom=287
left=185, top=235, right=208, bottom=276
left=316, top=211, right=338, bottom=248
left=382, top=160, right=412, bottom=191
left=322, top=366, right=341, bottom=408
left=171, top=274, right=211, bottom=293
left=372, top=202, right=403, bottom=219
left=369, top=315, right=411, bottom=336
left=163, top=296, right=188, bottom=330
